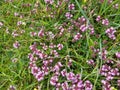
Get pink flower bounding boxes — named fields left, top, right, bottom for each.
left=109, top=68, right=119, bottom=76
left=13, top=41, right=20, bottom=48
left=51, top=50, right=59, bottom=57
left=47, top=31, right=55, bottom=39
left=77, top=80, right=84, bottom=88
left=66, top=72, right=78, bottom=83
left=96, top=15, right=101, bottom=22
left=102, top=19, right=109, bottom=26
left=87, top=59, right=95, bottom=66
left=105, top=27, right=116, bottom=40
left=29, top=62, right=36, bottom=68
left=38, top=30, right=44, bottom=37
left=73, top=33, right=82, bottom=41
left=61, top=81, right=69, bottom=90
left=29, top=44, right=37, bottom=51
left=61, top=69, right=67, bottom=77
left=101, top=64, right=111, bottom=72
left=35, top=71, right=44, bottom=81
left=12, top=31, right=19, bottom=37
left=50, top=76, right=58, bottom=86
left=65, top=12, right=73, bottom=19
left=17, top=21, right=22, bottom=26
left=30, top=32, right=37, bottom=37
left=49, top=43, right=56, bottom=48
left=14, top=12, right=19, bottom=17
left=52, top=62, right=62, bottom=72
left=56, top=83, right=61, bottom=89
left=84, top=80, right=93, bottom=90
left=38, top=52, right=47, bottom=59
left=42, top=66, right=49, bottom=75
left=80, top=24, right=88, bottom=32
left=68, top=3, right=75, bottom=10
left=57, top=44, right=63, bottom=50
left=116, top=52, right=120, bottom=59
left=31, top=67, right=40, bottom=76
left=101, top=80, right=111, bottom=90
left=78, top=16, right=86, bottom=24
left=44, top=0, right=54, bottom=4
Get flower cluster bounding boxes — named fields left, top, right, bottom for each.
left=5, top=0, right=120, bottom=89
left=100, top=63, right=120, bottom=89
left=96, top=16, right=109, bottom=26
left=50, top=70, right=93, bottom=90
left=102, top=19, right=109, bottom=26
left=105, top=27, right=116, bottom=40
left=44, top=0, right=54, bottom=4
left=68, top=3, right=75, bottom=11
left=65, top=12, right=73, bottom=19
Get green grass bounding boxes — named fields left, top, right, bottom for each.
left=0, top=0, right=120, bottom=90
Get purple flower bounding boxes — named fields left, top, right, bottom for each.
left=73, top=33, right=82, bottom=41
left=61, top=69, right=67, bottom=77
left=68, top=3, right=75, bottom=10
left=56, top=83, right=61, bottom=89
left=66, top=72, right=75, bottom=81
left=57, top=44, right=63, bottom=50
left=105, top=27, right=116, bottom=40
left=51, top=50, right=59, bottom=57
left=31, top=66, right=40, bottom=76
left=87, top=59, right=95, bottom=66
left=52, top=62, right=62, bottom=72
left=96, top=15, right=101, bottom=22
left=65, top=12, right=73, bottom=19
left=78, top=16, right=86, bottom=24
left=38, top=30, right=44, bottom=37
left=50, top=75, right=58, bottom=86
left=102, top=19, right=109, bottom=26
left=98, top=48, right=107, bottom=60
left=35, top=71, right=44, bottom=81
left=101, top=80, right=111, bottom=90
left=61, top=81, right=69, bottom=90
left=77, top=80, right=84, bottom=88
left=101, top=64, right=111, bottom=72
left=84, top=80, right=93, bottom=90
left=80, top=24, right=88, bottom=32
left=42, top=66, right=49, bottom=75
